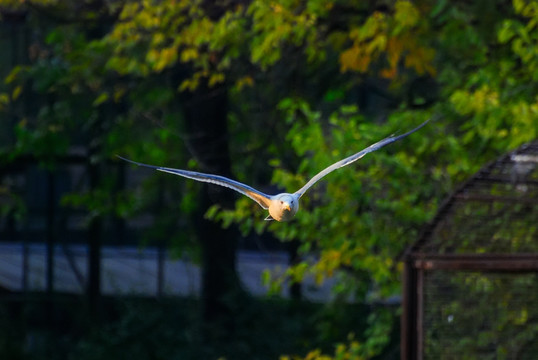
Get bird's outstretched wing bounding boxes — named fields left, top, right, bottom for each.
left=117, top=156, right=273, bottom=209
left=294, top=119, right=429, bottom=197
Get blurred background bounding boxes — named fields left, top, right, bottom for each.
left=0, top=0, right=537, bottom=359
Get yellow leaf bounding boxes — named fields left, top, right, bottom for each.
left=235, top=76, right=254, bottom=90
left=179, top=79, right=195, bottom=92
left=380, top=67, right=397, bottom=79
left=367, top=34, right=387, bottom=54
left=114, top=86, right=126, bottom=102
left=394, top=1, right=420, bottom=28
left=146, top=49, right=159, bottom=63
left=180, top=48, right=198, bottom=63
left=208, top=73, right=225, bottom=87
left=340, top=46, right=371, bottom=73
left=151, top=32, right=165, bottom=47
left=386, top=36, right=403, bottom=68
left=5, top=66, right=24, bottom=84
left=404, top=46, right=436, bottom=76
left=12, top=85, right=22, bottom=100
left=119, top=2, right=140, bottom=20
left=93, top=92, right=109, bottom=106
left=154, top=47, right=178, bottom=72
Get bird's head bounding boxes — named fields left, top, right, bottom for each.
left=279, top=194, right=295, bottom=211
left=268, top=193, right=299, bottom=221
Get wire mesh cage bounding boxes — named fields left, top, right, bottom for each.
left=402, top=141, right=538, bottom=360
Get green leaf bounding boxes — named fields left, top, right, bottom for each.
left=93, top=92, right=109, bottom=106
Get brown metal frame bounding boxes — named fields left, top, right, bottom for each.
left=410, top=253, right=538, bottom=271
left=401, top=254, right=538, bottom=360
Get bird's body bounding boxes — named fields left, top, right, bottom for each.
left=268, top=193, right=300, bottom=221
left=119, top=120, right=429, bottom=221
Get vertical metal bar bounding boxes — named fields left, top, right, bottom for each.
left=87, top=157, right=101, bottom=321
left=46, top=171, right=55, bottom=294
left=156, top=180, right=165, bottom=298
left=45, top=170, right=56, bottom=349
left=22, top=235, right=28, bottom=292
left=115, top=159, right=126, bottom=244
left=416, top=268, right=424, bottom=360
left=401, top=260, right=411, bottom=360
left=157, top=245, right=164, bottom=298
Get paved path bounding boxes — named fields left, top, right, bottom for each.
left=0, top=242, right=333, bottom=301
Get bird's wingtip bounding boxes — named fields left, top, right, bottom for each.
left=116, top=155, right=139, bottom=166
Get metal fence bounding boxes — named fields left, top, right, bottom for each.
left=402, top=141, right=538, bottom=359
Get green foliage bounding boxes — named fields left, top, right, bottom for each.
left=424, top=272, right=538, bottom=359
left=1, top=296, right=395, bottom=360
left=339, top=1, right=435, bottom=78
left=248, top=0, right=329, bottom=67
left=1, top=0, right=538, bottom=359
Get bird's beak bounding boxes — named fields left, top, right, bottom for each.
left=283, top=203, right=291, bottom=211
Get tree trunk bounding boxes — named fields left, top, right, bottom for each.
left=182, top=84, right=244, bottom=329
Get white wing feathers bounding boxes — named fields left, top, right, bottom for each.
left=118, top=120, right=428, bottom=211
left=117, top=156, right=272, bottom=209
left=294, top=120, right=429, bottom=197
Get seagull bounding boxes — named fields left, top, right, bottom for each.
left=118, top=120, right=428, bottom=221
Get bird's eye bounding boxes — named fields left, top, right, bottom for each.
left=280, top=201, right=283, bottom=204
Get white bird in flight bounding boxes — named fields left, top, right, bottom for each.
left=119, top=120, right=428, bottom=222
